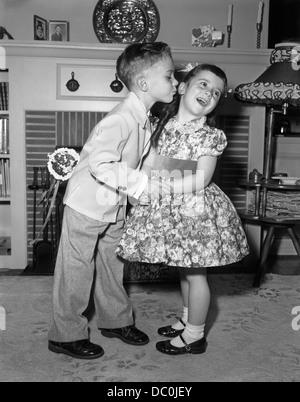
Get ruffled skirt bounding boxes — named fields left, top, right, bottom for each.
left=117, top=183, right=249, bottom=268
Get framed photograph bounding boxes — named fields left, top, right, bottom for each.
left=48, top=20, right=70, bottom=42
left=33, top=15, right=48, bottom=41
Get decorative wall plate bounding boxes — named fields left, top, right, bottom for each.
left=93, top=0, right=160, bottom=44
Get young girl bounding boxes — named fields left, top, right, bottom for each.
left=117, top=64, right=249, bottom=355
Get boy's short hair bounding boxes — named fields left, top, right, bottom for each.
left=117, top=42, right=172, bottom=90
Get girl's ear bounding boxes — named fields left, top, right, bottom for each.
left=136, top=75, right=148, bottom=92
left=178, top=82, right=186, bottom=95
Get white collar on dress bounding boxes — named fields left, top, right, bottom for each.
left=171, top=116, right=207, bottom=128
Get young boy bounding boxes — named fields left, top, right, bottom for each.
left=48, top=42, right=178, bottom=360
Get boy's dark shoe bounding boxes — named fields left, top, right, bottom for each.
left=48, top=340, right=104, bottom=360
left=100, top=325, right=149, bottom=346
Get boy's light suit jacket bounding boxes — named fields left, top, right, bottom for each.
left=64, top=92, right=150, bottom=222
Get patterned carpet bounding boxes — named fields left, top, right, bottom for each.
left=0, top=274, right=300, bottom=382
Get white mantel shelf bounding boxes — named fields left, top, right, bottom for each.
left=2, top=40, right=271, bottom=68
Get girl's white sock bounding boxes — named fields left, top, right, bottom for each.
left=171, top=323, right=205, bottom=348
left=171, top=306, right=188, bottom=330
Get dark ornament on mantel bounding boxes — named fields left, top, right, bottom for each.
left=0, top=26, right=14, bottom=40
left=110, top=74, right=124, bottom=93
left=66, top=72, right=80, bottom=92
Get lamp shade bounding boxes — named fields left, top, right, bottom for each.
left=235, top=43, right=300, bottom=107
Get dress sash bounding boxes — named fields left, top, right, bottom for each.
left=150, top=153, right=198, bottom=180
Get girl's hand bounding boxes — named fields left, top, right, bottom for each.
left=138, top=194, right=150, bottom=205
left=142, top=178, right=170, bottom=202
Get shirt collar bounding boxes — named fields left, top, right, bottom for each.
left=126, top=92, right=149, bottom=129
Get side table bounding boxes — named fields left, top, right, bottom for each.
left=238, top=180, right=300, bottom=287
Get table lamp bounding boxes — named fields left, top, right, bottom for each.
left=235, top=42, right=300, bottom=180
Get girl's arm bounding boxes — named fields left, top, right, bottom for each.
left=170, top=155, right=217, bottom=194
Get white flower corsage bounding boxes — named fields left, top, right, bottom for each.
left=29, top=148, right=80, bottom=245
left=47, top=147, right=80, bottom=181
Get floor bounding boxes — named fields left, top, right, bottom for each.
left=1, top=272, right=300, bottom=382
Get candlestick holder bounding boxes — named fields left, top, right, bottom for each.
left=256, top=23, right=263, bottom=49
left=227, top=25, right=232, bottom=48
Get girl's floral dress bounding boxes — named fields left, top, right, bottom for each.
left=117, top=117, right=249, bottom=268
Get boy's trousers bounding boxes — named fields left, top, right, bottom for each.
left=48, top=205, right=133, bottom=342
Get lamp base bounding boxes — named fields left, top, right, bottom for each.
left=264, top=105, right=289, bottom=180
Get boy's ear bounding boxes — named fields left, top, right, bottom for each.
left=136, top=75, right=148, bottom=92
left=178, top=82, right=186, bottom=95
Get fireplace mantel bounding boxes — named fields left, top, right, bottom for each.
left=2, top=40, right=270, bottom=72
